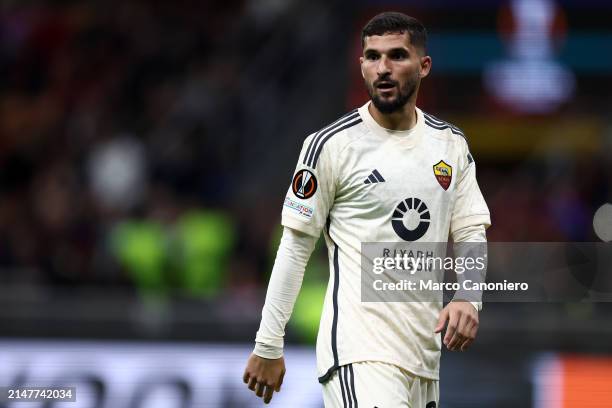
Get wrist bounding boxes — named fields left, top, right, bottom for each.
left=253, top=342, right=284, bottom=359
left=451, top=298, right=482, bottom=312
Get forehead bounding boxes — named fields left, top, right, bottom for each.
left=363, top=32, right=412, bottom=52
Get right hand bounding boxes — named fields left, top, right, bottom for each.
left=243, top=353, right=286, bottom=404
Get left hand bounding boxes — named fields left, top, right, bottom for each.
left=243, top=353, right=286, bottom=404
left=434, top=301, right=479, bottom=351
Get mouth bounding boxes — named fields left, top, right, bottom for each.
left=375, top=81, right=396, bottom=91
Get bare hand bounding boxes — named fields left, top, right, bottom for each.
left=434, top=301, right=479, bottom=351
left=243, top=353, right=286, bottom=404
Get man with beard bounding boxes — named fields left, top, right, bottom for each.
left=243, top=12, right=490, bottom=407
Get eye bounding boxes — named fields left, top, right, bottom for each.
left=389, top=50, right=408, bottom=60
left=365, top=52, right=379, bottom=61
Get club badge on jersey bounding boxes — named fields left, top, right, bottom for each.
left=433, top=160, right=452, bottom=191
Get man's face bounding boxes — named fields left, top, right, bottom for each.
left=360, top=32, right=431, bottom=114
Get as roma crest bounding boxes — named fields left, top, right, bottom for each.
left=433, top=160, right=452, bottom=190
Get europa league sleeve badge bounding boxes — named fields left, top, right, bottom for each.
left=292, top=169, right=318, bottom=199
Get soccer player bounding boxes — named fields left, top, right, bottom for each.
left=243, top=12, right=491, bottom=407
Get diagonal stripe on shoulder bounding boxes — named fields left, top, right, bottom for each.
left=449, top=124, right=465, bottom=137
left=304, top=110, right=358, bottom=166
left=310, top=117, right=362, bottom=168
left=424, top=117, right=448, bottom=130
left=423, top=112, right=446, bottom=125
left=306, top=111, right=359, bottom=167
left=423, top=111, right=468, bottom=141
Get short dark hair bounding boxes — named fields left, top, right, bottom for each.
left=361, top=12, right=427, bottom=53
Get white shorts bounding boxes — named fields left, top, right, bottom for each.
left=321, top=361, right=439, bottom=408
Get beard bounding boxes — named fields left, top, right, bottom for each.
left=366, top=74, right=418, bottom=114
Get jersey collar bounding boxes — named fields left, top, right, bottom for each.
left=358, top=101, right=424, bottom=145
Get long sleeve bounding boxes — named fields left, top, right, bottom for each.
left=451, top=224, right=487, bottom=311
left=253, top=226, right=318, bottom=359
left=449, top=138, right=490, bottom=311
left=451, top=223, right=486, bottom=243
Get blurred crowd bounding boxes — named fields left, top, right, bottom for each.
left=0, top=1, right=610, bottom=300
left=0, top=0, right=319, bottom=292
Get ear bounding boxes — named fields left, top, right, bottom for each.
left=359, top=56, right=365, bottom=79
left=419, top=55, right=432, bottom=79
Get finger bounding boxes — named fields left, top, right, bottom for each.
left=276, top=369, right=285, bottom=392
left=434, top=307, right=449, bottom=333
left=448, top=332, right=464, bottom=351
left=263, top=384, right=275, bottom=404
left=243, top=370, right=250, bottom=384
left=459, top=320, right=479, bottom=351
left=460, top=337, right=473, bottom=352
left=448, top=312, right=469, bottom=350
left=256, top=382, right=265, bottom=397
left=248, top=377, right=257, bottom=391
left=456, top=320, right=475, bottom=351
left=469, top=319, right=479, bottom=339
left=443, top=310, right=459, bottom=346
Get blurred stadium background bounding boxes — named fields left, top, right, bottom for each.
left=0, top=0, right=611, bottom=407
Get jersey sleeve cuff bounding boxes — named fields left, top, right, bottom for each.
left=281, top=215, right=321, bottom=238
left=451, top=299, right=482, bottom=312
left=253, top=342, right=284, bottom=359
left=451, top=214, right=491, bottom=233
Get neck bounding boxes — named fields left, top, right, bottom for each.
left=368, top=100, right=417, bottom=131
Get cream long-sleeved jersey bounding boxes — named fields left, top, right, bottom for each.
left=261, top=101, right=490, bottom=383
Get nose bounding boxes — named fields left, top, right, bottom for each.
left=376, top=55, right=391, bottom=76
